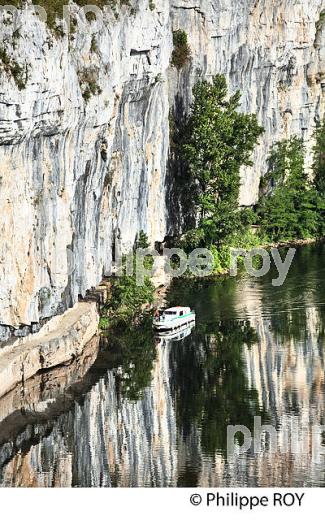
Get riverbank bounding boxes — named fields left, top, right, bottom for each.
left=99, top=236, right=325, bottom=325
left=265, top=236, right=324, bottom=249
left=0, top=302, right=99, bottom=399
left=177, top=236, right=325, bottom=282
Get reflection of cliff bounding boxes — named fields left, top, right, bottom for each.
left=246, top=310, right=325, bottom=420
left=239, top=307, right=325, bottom=487
left=0, top=335, right=100, bottom=484
left=0, top=342, right=178, bottom=487
left=1, top=250, right=324, bottom=486
left=192, top=306, right=325, bottom=487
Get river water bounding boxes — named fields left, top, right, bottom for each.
left=0, top=243, right=324, bottom=487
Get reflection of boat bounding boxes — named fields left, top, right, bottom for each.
left=153, top=306, right=196, bottom=331
left=155, top=322, right=195, bottom=342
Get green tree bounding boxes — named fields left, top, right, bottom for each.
left=258, top=137, right=323, bottom=241
left=171, top=30, right=191, bottom=70
left=108, top=272, right=154, bottom=322
left=313, top=119, right=325, bottom=194
left=312, top=119, right=325, bottom=235
left=135, top=230, right=150, bottom=249
left=181, top=75, right=264, bottom=246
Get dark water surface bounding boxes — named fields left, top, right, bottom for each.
left=0, top=243, right=324, bottom=487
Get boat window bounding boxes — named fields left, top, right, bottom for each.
left=164, top=311, right=177, bottom=316
left=179, top=311, right=184, bottom=316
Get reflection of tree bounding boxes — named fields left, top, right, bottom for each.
left=318, top=310, right=325, bottom=345
left=170, top=321, right=266, bottom=458
left=268, top=309, right=308, bottom=344
left=260, top=244, right=325, bottom=344
left=107, top=317, right=157, bottom=401
left=167, top=276, right=240, bottom=322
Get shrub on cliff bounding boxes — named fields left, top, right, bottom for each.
left=171, top=30, right=191, bottom=70
left=0, top=46, right=27, bottom=90
left=109, top=273, right=154, bottom=321
left=100, top=232, right=154, bottom=326
left=0, top=0, right=132, bottom=34
left=100, top=272, right=154, bottom=327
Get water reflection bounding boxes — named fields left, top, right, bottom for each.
left=155, top=322, right=195, bottom=342
left=0, top=244, right=324, bottom=486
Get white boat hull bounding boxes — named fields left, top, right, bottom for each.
left=153, top=313, right=196, bottom=331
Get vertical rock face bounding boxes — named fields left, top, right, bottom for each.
left=0, top=0, right=172, bottom=335
left=0, top=0, right=324, bottom=333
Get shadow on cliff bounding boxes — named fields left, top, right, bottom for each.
left=165, top=85, right=197, bottom=238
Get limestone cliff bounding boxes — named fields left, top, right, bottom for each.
left=0, top=0, right=171, bottom=338
left=0, top=0, right=324, bottom=337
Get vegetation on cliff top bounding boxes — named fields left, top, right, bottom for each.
left=0, top=0, right=133, bottom=33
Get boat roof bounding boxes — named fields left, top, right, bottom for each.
left=164, top=306, right=191, bottom=312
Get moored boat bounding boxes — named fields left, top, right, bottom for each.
left=153, top=306, right=196, bottom=331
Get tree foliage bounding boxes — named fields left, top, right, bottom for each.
left=257, top=136, right=325, bottom=241
left=181, top=75, right=264, bottom=246
left=109, top=273, right=154, bottom=322
left=313, top=118, right=325, bottom=196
